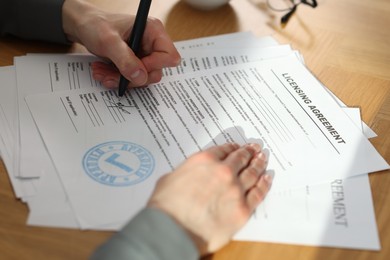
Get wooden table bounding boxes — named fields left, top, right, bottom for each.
left=1, top=0, right=389, bottom=259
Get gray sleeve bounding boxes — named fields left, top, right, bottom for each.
left=0, top=0, right=69, bottom=44
left=91, top=207, right=199, bottom=260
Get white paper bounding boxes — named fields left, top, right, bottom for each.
left=1, top=32, right=385, bottom=251
left=25, top=54, right=389, bottom=229
left=174, top=31, right=278, bottom=50
left=235, top=175, right=380, bottom=250
left=326, top=88, right=377, bottom=139
left=0, top=66, right=37, bottom=199
left=235, top=108, right=380, bottom=250
left=165, top=45, right=294, bottom=76
left=15, top=55, right=101, bottom=178
left=20, top=33, right=283, bottom=228
left=13, top=34, right=290, bottom=213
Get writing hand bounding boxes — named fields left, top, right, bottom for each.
left=62, top=0, right=180, bottom=89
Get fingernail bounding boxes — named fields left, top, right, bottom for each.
left=257, top=152, right=267, bottom=161
left=264, top=172, right=274, bottom=184
left=247, top=143, right=261, bottom=153
left=130, top=69, right=147, bottom=85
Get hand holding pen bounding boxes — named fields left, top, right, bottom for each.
left=63, top=0, right=181, bottom=91
left=118, top=0, right=152, bottom=97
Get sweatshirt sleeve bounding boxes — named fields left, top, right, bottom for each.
left=0, top=0, right=69, bottom=44
left=91, top=207, right=199, bottom=260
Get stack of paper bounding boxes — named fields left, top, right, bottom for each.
left=0, top=31, right=388, bottom=250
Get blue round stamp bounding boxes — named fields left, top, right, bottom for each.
left=82, top=141, right=155, bottom=186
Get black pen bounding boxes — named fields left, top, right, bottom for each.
left=118, top=0, right=152, bottom=97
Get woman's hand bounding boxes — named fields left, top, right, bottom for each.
left=62, top=0, right=181, bottom=89
left=148, top=143, right=273, bottom=255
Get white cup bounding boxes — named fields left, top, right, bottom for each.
left=182, top=0, right=231, bottom=11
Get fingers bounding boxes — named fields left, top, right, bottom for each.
left=233, top=147, right=272, bottom=211
left=246, top=173, right=273, bottom=211
left=204, top=143, right=240, bottom=161
left=220, top=143, right=271, bottom=212
left=98, top=30, right=148, bottom=86
left=142, top=50, right=181, bottom=71
left=88, top=17, right=180, bottom=89
left=238, top=152, right=268, bottom=190
left=91, top=61, right=119, bottom=88
left=141, top=17, right=181, bottom=69
left=91, top=61, right=163, bottom=89
left=104, top=17, right=180, bottom=88
left=223, top=143, right=261, bottom=175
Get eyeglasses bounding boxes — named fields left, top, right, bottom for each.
left=267, top=0, right=318, bottom=26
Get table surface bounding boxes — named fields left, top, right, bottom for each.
left=1, top=0, right=389, bottom=259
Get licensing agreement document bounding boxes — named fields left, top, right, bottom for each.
left=25, top=53, right=389, bottom=229
left=235, top=109, right=381, bottom=250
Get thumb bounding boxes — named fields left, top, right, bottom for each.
left=104, top=34, right=148, bottom=86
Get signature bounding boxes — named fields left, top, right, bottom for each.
left=105, top=99, right=134, bottom=114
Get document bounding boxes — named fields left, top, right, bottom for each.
left=15, top=55, right=101, bottom=178
left=235, top=174, right=380, bottom=250
left=25, top=53, right=389, bottom=229
left=0, top=66, right=37, bottom=199
left=12, top=33, right=286, bottom=227
left=13, top=32, right=277, bottom=179
left=234, top=108, right=381, bottom=250
left=164, top=45, right=295, bottom=76
left=0, top=32, right=387, bottom=250
left=327, top=91, right=377, bottom=139
left=174, top=31, right=278, bottom=50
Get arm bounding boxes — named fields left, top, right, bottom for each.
left=0, top=0, right=69, bottom=43
left=0, top=0, right=180, bottom=88
left=91, top=208, right=199, bottom=260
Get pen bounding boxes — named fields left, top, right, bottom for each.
left=118, top=0, right=152, bottom=97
